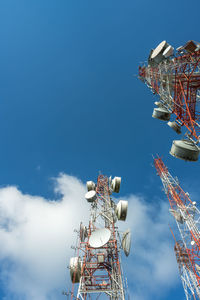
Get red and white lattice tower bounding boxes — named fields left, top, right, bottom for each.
left=139, top=40, right=200, bottom=161
left=68, top=175, right=131, bottom=300
left=154, top=156, right=200, bottom=299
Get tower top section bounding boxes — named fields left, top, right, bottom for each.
left=139, top=40, right=200, bottom=161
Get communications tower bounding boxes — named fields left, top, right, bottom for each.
left=68, top=175, right=131, bottom=299
left=139, top=40, right=200, bottom=161
left=154, top=157, right=200, bottom=299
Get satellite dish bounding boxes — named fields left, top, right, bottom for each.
left=80, top=223, right=88, bottom=242
left=85, top=190, right=97, bottom=202
left=116, top=200, right=128, bottom=221
left=167, top=121, right=181, bottom=134
left=151, top=41, right=169, bottom=63
left=163, top=45, right=174, bottom=58
left=86, top=181, right=96, bottom=191
left=152, top=107, right=171, bottom=121
left=151, top=41, right=168, bottom=58
left=89, top=228, right=111, bottom=248
left=111, top=177, right=121, bottom=193
left=69, top=257, right=82, bottom=283
left=170, top=140, right=199, bottom=161
left=122, top=229, right=131, bottom=257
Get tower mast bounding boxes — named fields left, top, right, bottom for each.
left=69, top=175, right=131, bottom=299
left=154, top=157, right=200, bottom=299
left=139, top=40, right=200, bottom=161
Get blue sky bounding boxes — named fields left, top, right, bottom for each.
left=0, top=0, right=200, bottom=299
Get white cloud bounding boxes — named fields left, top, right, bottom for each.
left=0, top=174, right=89, bottom=300
left=0, top=174, right=180, bottom=300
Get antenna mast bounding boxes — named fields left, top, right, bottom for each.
left=139, top=40, right=200, bottom=161
left=69, top=175, right=131, bottom=299
left=154, top=157, right=200, bottom=299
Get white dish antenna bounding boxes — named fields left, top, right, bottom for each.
left=116, top=200, right=128, bottom=221
left=170, top=139, right=199, bottom=162
left=167, top=121, right=181, bottom=134
left=122, top=229, right=131, bottom=257
left=111, top=177, right=121, bottom=193
left=151, top=41, right=168, bottom=58
left=163, top=45, right=174, bottom=58
left=85, top=190, right=97, bottom=202
left=80, top=222, right=88, bottom=242
left=151, top=40, right=169, bottom=64
left=86, top=181, right=96, bottom=191
left=152, top=107, right=171, bottom=121
left=89, top=228, right=111, bottom=248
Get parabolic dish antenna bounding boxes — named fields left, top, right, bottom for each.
left=152, top=107, right=171, bottom=121
left=170, top=139, right=199, bottom=162
left=151, top=41, right=167, bottom=59
left=89, top=228, right=111, bottom=248
left=122, top=229, right=131, bottom=257
left=80, top=222, right=88, bottom=242
left=167, top=121, right=181, bottom=134
left=85, top=190, right=97, bottom=202
left=116, top=200, right=128, bottom=221
left=86, top=180, right=96, bottom=191
left=163, top=45, right=174, bottom=58
left=111, top=177, right=121, bottom=193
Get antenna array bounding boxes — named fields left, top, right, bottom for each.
left=69, top=175, right=131, bottom=299
left=139, top=40, right=200, bottom=161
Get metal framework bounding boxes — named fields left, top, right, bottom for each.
left=154, top=157, right=200, bottom=299
left=69, top=175, right=129, bottom=300
left=139, top=41, right=200, bottom=143
left=175, top=240, right=200, bottom=300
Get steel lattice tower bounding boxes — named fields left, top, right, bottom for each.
left=154, top=157, right=200, bottom=299
left=68, top=175, right=130, bottom=300
left=139, top=40, right=200, bottom=161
